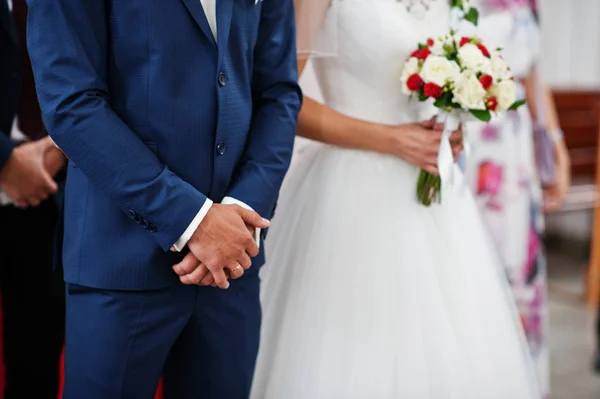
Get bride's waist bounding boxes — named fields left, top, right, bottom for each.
left=294, top=143, right=420, bottom=175
left=325, top=100, right=434, bottom=126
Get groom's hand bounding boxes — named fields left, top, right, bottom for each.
left=186, top=204, right=270, bottom=289
left=173, top=253, right=213, bottom=286
left=173, top=252, right=248, bottom=286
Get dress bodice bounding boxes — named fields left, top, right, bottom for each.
left=308, top=0, right=539, bottom=126
left=311, top=1, right=456, bottom=125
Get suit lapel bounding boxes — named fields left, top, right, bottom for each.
left=216, top=0, right=233, bottom=63
left=179, top=0, right=216, bottom=47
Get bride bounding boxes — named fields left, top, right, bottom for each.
left=251, top=0, right=540, bottom=398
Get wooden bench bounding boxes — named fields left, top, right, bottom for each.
left=553, top=90, right=600, bottom=306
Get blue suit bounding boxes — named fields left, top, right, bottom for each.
left=26, top=0, right=301, bottom=397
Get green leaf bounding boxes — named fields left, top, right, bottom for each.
left=418, top=92, right=428, bottom=102
left=444, top=44, right=456, bottom=56
left=433, top=97, right=446, bottom=108
left=470, top=109, right=491, bottom=122
left=433, top=91, right=451, bottom=108
left=418, top=43, right=427, bottom=50
left=464, top=7, right=479, bottom=26
left=508, top=99, right=526, bottom=110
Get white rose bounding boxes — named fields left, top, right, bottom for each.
left=430, top=35, right=455, bottom=56
left=430, top=41, right=445, bottom=56
left=401, top=57, right=421, bottom=94
left=458, top=43, right=491, bottom=75
left=452, top=72, right=487, bottom=110
left=489, top=80, right=517, bottom=112
left=490, top=51, right=513, bottom=81
left=420, top=56, right=460, bottom=87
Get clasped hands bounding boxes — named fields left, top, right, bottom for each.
left=172, top=203, right=270, bottom=289
left=0, top=136, right=65, bottom=208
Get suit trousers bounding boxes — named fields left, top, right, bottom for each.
left=63, top=274, right=261, bottom=399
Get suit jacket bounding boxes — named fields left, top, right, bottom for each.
left=26, top=0, right=302, bottom=290
left=0, top=0, right=19, bottom=169
left=12, top=0, right=43, bottom=138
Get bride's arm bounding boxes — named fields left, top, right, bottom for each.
left=293, top=0, right=389, bottom=152
left=296, top=63, right=393, bottom=154
left=293, top=0, right=457, bottom=174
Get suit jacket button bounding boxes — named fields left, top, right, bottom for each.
left=148, top=224, right=157, bottom=233
left=127, top=210, right=136, bottom=219
left=141, top=220, right=150, bottom=229
left=218, top=72, right=227, bottom=87
left=216, top=141, right=226, bottom=155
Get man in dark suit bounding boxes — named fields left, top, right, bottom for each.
left=26, top=0, right=301, bottom=396
left=0, top=0, right=65, bottom=397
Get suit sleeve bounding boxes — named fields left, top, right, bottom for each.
left=25, top=0, right=208, bottom=251
left=224, top=0, right=302, bottom=219
left=0, top=132, right=15, bottom=171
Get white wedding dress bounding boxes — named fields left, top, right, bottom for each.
left=251, top=1, right=540, bottom=398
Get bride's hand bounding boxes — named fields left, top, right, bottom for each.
left=382, top=121, right=463, bottom=175
left=422, top=120, right=464, bottom=162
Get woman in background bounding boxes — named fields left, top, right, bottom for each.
left=466, top=1, right=571, bottom=397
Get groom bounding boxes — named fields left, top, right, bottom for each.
left=25, top=0, right=301, bottom=398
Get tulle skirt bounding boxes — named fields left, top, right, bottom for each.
left=250, top=143, right=540, bottom=399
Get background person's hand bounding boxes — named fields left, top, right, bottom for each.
left=185, top=204, right=269, bottom=289
left=0, top=138, right=58, bottom=207
left=44, top=145, right=67, bottom=178
left=543, top=139, right=571, bottom=213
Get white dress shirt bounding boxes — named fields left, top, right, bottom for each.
left=172, top=0, right=260, bottom=251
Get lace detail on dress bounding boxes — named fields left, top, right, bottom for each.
left=398, top=0, right=437, bottom=15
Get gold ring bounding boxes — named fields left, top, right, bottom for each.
left=231, top=264, right=243, bottom=274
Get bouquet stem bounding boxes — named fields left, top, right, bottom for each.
left=416, top=169, right=442, bottom=206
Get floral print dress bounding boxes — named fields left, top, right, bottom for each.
left=466, top=0, right=549, bottom=397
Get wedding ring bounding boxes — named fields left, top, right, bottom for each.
left=231, top=264, right=243, bottom=274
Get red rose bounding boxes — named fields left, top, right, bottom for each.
left=423, top=83, right=443, bottom=98
left=427, top=38, right=434, bottom=47
left=486, top=97, right=498, bottom=111
left=406, top=74, right=423, bottom=92
left=477, top=43, right=490, bottom=58
left=459, top=37, right=470, bottom=47
left=411, top=48, right=430, bottom=60
left=479, top=74, right=493, bottom=90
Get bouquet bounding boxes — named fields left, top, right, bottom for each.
left=401, top=33, right=525, bottom=206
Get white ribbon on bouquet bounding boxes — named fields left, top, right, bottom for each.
left=435, top=110, right=475, bottom=196
left=434, top=7, right=478, bottom=197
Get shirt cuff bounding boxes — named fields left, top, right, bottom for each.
left=172, top=198, right=213, bottom=252
left=222, top=196, right=261, bottom=249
